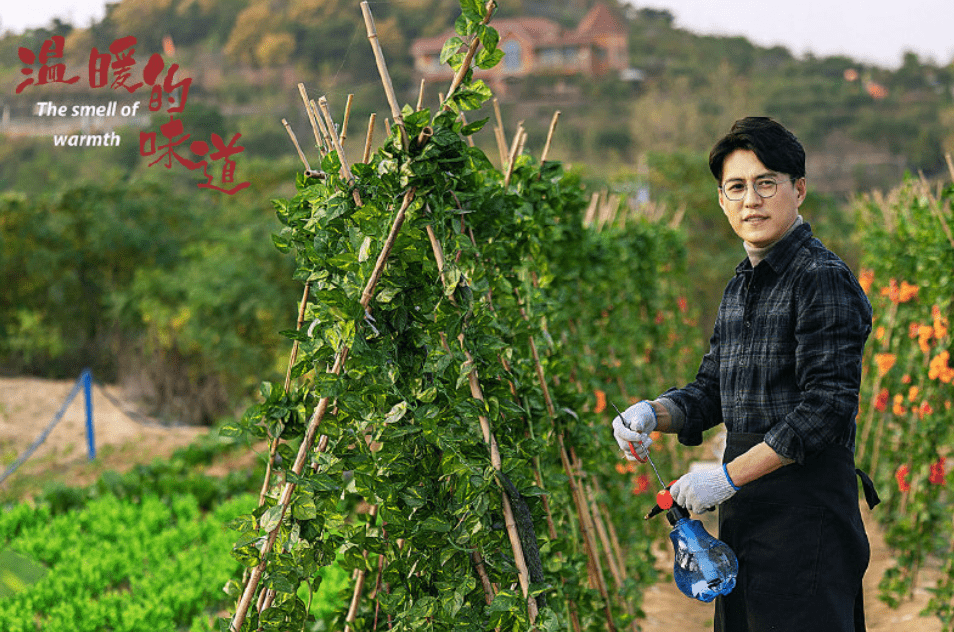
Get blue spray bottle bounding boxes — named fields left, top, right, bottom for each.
left=612, top=401, right=738, bottom=602
left=646, top=491, right=738, bottom=602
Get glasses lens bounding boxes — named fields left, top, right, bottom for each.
left=756, top=179, right=777, bottom=198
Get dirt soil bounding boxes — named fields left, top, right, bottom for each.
left=639, top=497, right=943, bottom=632
left=0, top=377, right=944, bottom=630
left=0, top=376, right=209, bottom=499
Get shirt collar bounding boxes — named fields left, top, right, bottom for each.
left=735, top=222, right=813, bottom=275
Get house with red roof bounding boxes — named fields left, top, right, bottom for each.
left=411, top=3, right=630, bottom=92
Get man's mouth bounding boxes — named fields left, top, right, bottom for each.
left=743, top=215, right=769, bottom=223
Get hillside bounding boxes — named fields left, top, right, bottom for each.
left=2, top=0, right=953, bottom=194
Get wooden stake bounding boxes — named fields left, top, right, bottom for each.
left=340, top=93, right=354, bottom=144
left=311, top=99, right=333, bottom=151
left=493, top=98, right=508, bottom=163
left=540, top=110, right=561, bottom=163
left=318, top=97, right=355, bottom=183
left=360, top=1, right=408, bottom=147
left=422, top=226, right=538, bottom=623
left=363, top=113, right=376, bottom=164
left=503, top=125, right=526, bottom=187
left=230, top=188, right=417, bottom=632
left=281, top=118, right=311, bottom=172
left=945, top=152, right=954, bottom=181
left=298, top=83, right=324, bottom=154
left=416, top=78, right=426, bottom=111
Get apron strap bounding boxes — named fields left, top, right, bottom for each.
left=855, top=468, right=880, bottom=509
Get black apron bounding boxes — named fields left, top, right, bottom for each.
left=715, top=433, right=879, bottom=632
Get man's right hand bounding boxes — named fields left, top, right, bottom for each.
left=612, top=400, right=657, bottom=461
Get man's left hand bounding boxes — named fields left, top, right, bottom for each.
left=670, top=467, right=738, bottom=514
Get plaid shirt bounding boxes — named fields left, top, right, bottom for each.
left=663, top=223, right=872, bottom=464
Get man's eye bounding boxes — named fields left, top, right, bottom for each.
left=756, top=179, right=775, bottom=190
left=725, top=183, right=745, bottom=193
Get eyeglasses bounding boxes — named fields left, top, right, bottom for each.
left=719, top=177, right=797, bottom=201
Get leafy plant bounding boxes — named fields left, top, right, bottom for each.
left=852, top=175, right=954, bottom=629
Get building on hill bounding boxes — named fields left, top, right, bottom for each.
left=411, top=3, right=633, bottom=95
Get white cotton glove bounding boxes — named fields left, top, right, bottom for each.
left=612, top=400, right=657, bottom=461
left=670, top=466, right=739, bottom=514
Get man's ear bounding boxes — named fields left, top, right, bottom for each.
left=795, top=177, right=807, bottom=207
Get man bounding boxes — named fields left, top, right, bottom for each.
left=613, top=117, right=878, bottom=632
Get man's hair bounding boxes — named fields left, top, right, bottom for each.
left=708, top=117, right=806, bottom=182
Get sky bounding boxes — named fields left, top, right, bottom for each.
left=3, top=0, right=954, bottom=69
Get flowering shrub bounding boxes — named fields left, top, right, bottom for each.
left=853, top=175, right=954, bottom=627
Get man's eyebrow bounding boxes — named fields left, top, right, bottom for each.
left=723, top=171, right=778, bottom=183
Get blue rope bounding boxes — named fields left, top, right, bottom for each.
left=0, top=374, right=85, bottom=485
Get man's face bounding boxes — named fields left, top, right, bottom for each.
left=718, top=149, right=805, bottom=248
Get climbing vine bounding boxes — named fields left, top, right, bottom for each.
left=220, top=2, right=699, bottom=630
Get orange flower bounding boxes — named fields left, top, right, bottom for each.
left=615, top=463, right=627, bottom=475
left=895, top=464, right=911, bottom=492
left=908, top=386, right=920, bottom=402
left=933, top=304, right=949, bottom=339
left=908, top=322, right=922, bottom=338
left=677, top=296, right=688, bottom=313
left=626, top=461, right=637, bottom=473
left=929, top=457, right=946, bottom=486
left=929, top=351, right=954, bottom=383
left=918, top=400, right=934, bottom=418
left=632, top=474, right=650, bottom=495
left=918, top=325, right=934, bottom=354
left=874, top=388, right=889, bottom=412
left=874, top=353, right=897, bottom=377
left=858, top=268, right=874, bottom=295
left=892, top=394, right=906, bottom=416
left=594, top=389, right=607, bottom=414
left=880, top=279, right=900, bottom=304
left=875, top=326, right=886, bottom=341
left=902, top=374, right=912, bottom=384
left=899, top=281, right=919, bottom=303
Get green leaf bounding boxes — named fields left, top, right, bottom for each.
left=475, top=47, right=505, bottom=70
left=477, top=25, right=499, bottom=52
left=260, top=504, right=285, bottom=532
left=456, top=359, right=474, bottom=390
left=383, top=401, right=409, bottom=424
left=461, top=117, right=489, bottom=135
left=459, top=0, right=483, bottom=22
left=292, top=493, right=317, bottom=520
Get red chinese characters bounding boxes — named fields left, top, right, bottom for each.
left=88, top=35, right=141, bottom=92
left=17, top=36, right=80, bottom=93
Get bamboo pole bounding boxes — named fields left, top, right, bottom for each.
left=493, top=98, right=509, bottom=166
left=311, top=99, right=334, bottom=152
left=363, top=113, right=376, bottom=164
left=360, top=1, right=408, bottom=147
left=340, top=93, right=354, bottom=144
left=540, top=110, right=561, bottom=164
left=230, top=188, right=417, bottom=632
left=318, top=97, right=356, bottom=184
left=423, top=227, right=538, bottom=622
left=298, top=83, right=325, bottom=155
left=282, top=118, right=311, bottom=172
left=503, top=125, right=525, bottom=187
left=416, top=78, right=426, bottom=111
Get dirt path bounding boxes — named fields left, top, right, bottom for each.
left=639, top=503, right=942, bottom=632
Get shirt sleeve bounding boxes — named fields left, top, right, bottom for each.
left=764, top=261, right=872, bottom=464
left=661, top=322, right=725, bottom=447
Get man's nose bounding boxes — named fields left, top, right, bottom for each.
left=743, top=183, right=763, bottom=205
